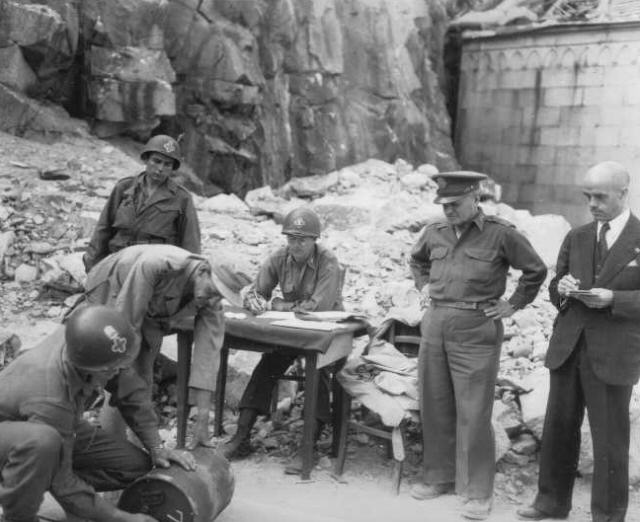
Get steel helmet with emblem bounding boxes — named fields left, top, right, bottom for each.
left=140, top=134, right=181, bottom=170
left=431, top=170, right=488, bottom=204
left=65, top=305, right=138, bottom=372
left=282, top=207, right=321, bottom=238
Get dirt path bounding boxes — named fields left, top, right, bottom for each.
left=219, top=452, right=637, bottom=522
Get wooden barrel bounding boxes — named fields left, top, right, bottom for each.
left=118, top=447, right=234, bottom=522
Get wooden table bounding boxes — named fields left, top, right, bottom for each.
left=174, top=308, right=368, bottom=480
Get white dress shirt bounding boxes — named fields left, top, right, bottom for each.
left=598, top=207, right=630, bottom=249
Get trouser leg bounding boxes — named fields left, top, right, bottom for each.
left=72, top=420, right=151, bottom=491
left=238, top=352, right=331, bottom=423
left=445, top=310, right=502, bottom=500
left=534, top=346, right=584, bottom=517
left=579, top=350, right=632, bottom=522
left=239, top=353, right=297, bottom=415
left=0, top=422, right=63, bottom=521
left=315, top=370, right=331, bottom=425
left=420, top=308, right=456, bottom=485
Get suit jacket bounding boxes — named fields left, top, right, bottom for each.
left=546, top=213, right=640, bottom=385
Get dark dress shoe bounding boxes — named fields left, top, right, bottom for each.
left=516, top=506, right=562, bottom=520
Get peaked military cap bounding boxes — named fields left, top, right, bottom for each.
left=432, top=170, right=488, bottom=204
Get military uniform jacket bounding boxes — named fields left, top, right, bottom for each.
left=0, top=326, right=159, bottom=519
left=255, top=244, right=344, bottom=312
left=84, top=245, right=224, bottom=390
left=409, top=212, right=547, bottom=309
left=546, top=214, right=640, bottom=385
left=83, top=173, right=201, bottom=272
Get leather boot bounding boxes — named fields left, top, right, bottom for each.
left=221, top=408, right=258, bottom=460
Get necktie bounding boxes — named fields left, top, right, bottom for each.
left=594, top=221, right=610, bottom=276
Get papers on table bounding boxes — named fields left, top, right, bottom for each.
left=271, top=319, right=344, bottom=331
left=256, top=311, right=297, bottom=320
left=255, top=310, right=367, bottom=331
left=224, top=311, right=248, bottom=320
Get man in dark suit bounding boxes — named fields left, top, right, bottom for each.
left=518, top=161, right=640, bottom=522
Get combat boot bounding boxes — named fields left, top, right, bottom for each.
left=221, top=408, right=258, bottom=460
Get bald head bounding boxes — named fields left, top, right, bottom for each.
left=583, top=161, right=630, bottom=191
left=581, top=161, right=630, bottom=222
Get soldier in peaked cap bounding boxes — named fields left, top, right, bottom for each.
left=408, top=171, right=547, bottom=520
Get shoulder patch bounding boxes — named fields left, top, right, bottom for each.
left=426, top=220, right=448, bottom=230
left=485, top=215, right=516, bottom=228
left=116, top=175, right=136, bottom=185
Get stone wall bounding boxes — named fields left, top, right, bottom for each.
left=456, top=21, right=640, bottom=225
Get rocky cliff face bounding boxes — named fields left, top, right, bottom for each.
left=0, top=0, right=457, bottom=196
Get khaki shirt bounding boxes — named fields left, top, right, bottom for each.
left=409, top=212, right=547, bottom=309
left=0, top=326, right=158, bottom=519
left=255, top=244, right=343, bottom=312
left=84, top=173, right=201, bottom=272
left=84, top=245, right=224, bottom=391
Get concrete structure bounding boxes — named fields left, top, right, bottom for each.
left=456, top=21, right=640, bottom=225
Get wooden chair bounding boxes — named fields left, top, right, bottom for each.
left=333, top=319, right=421, bottom=494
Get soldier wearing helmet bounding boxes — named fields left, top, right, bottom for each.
left=83, top=134, right=201, bottom=273
left=223, top=207, right=344, bottom=471
left=83, top=244, right=251, bottom=448
left=0, top=305, right=196, bottom=522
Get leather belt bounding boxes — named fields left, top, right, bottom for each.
left=430, top=299, right=494, bottom=310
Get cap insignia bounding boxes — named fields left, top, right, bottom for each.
left=163, top=141, right=176, bottom=153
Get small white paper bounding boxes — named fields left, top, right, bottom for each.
left=271, top=319, right=343, bottom=331
left=225, top=311, right=247, bottom=319
left=256, top=311, right=297, bottom=320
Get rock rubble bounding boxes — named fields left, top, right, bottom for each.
left=4, top=130, right=637, bottom=485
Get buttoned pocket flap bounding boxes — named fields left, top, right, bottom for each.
left=464, top=248, right=496, bottom=262
left=429, top=247, right=448, bottom=260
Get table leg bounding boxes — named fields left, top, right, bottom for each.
left=176, top=331, right=193, bottom=449
left=331, top=360, right=344, bottom=458
left=301, top=352, right=319, bottom=480
left=214, top=345, right=229, bottom=437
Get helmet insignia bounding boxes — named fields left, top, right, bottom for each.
left=293, top=217, right=305, bottom=228
left=104, top=325, right=127, bottom=353
left=163, top=141, right=176, bottom=153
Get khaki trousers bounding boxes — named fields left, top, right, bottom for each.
left=419, top=306, right=503, bottom=500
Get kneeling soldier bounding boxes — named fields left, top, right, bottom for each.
left=0, top=305, right=196, bottom=522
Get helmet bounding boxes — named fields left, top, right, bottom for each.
left=65, top=305, right=138, bottom=372
left=282, top=207, right=321, bottom=238
left=140, top=135, right=181, bottom=170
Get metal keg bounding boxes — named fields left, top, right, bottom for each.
left=118, top=447, right=234, bottom=522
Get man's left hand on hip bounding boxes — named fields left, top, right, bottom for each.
left=484, top=299, right=515, bottom=319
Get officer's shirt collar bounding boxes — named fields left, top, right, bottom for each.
left=452, top=210, right=485, bottom=237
